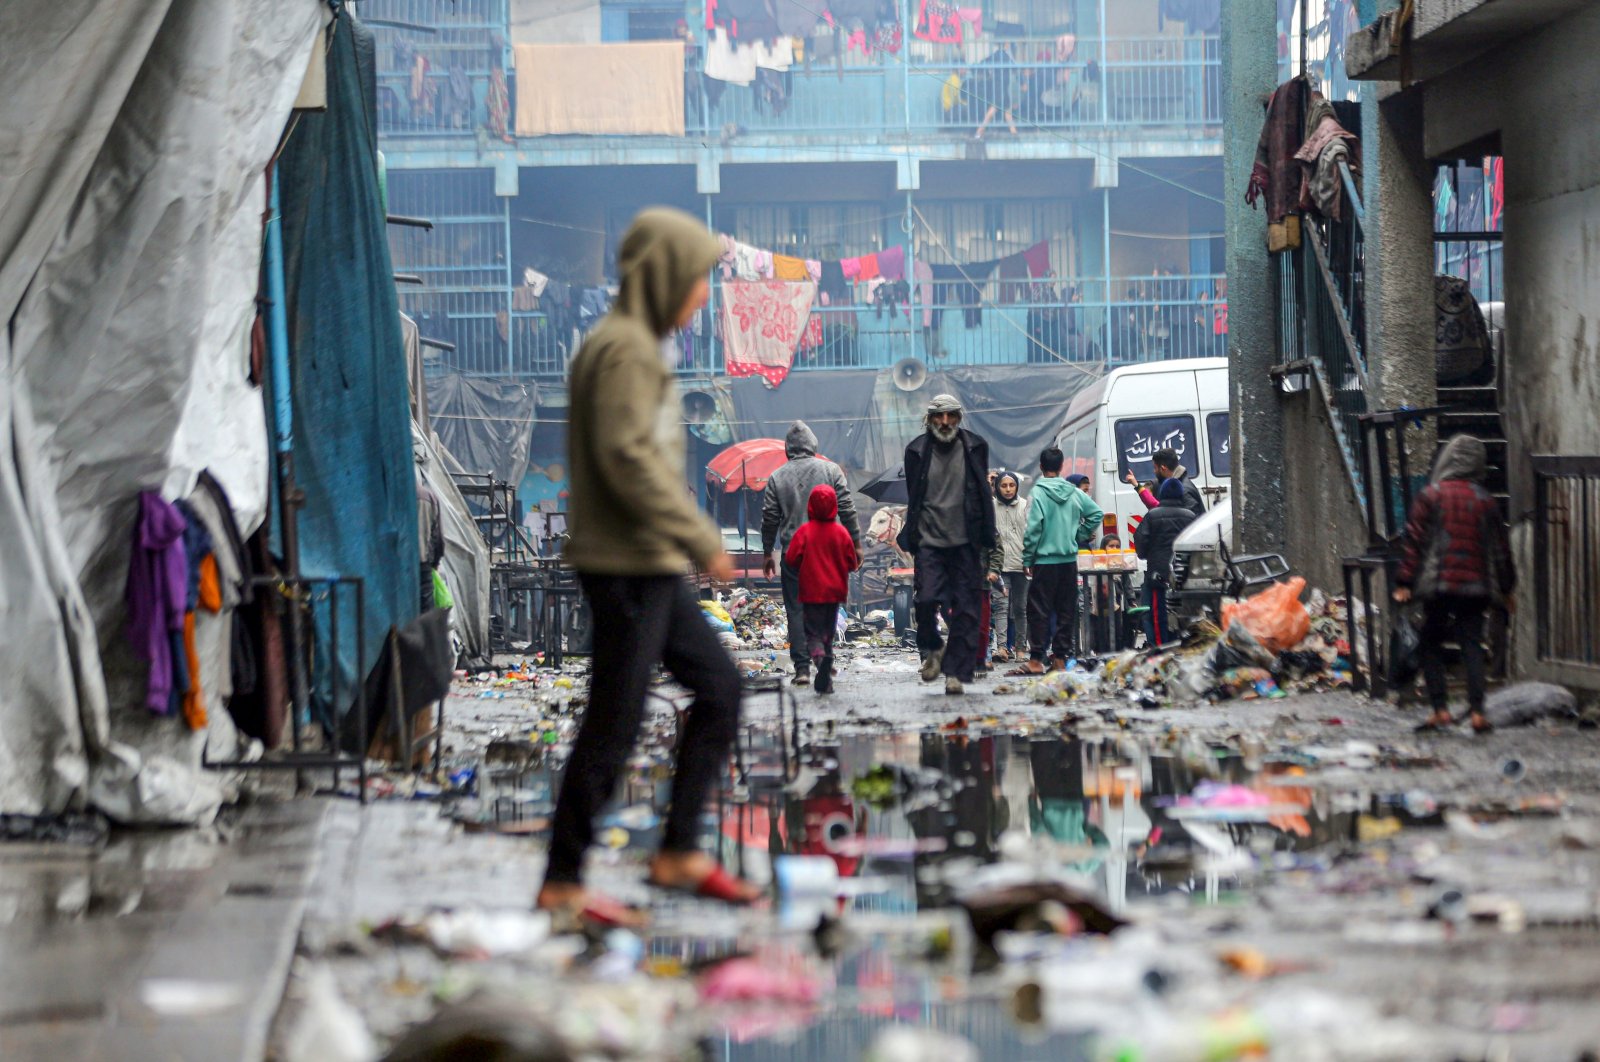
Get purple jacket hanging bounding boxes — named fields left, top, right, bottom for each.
left=125, top=491, right=190, bottom=714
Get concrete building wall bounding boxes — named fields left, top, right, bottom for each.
left=1426, top=6, right=1600, bottom=688
left=1279, top=391, right=1370, bottom=592
left=511, top=0, right=600, bottom=45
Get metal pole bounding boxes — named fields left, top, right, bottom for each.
left=1300, top=0, right=1309, bottom=76
left=1099, top=0, right=1109, bottom=125
left=906, top=187, right=917, bottom=364
left=1102, top=186, right=1113, bottom=361
left=266, top=166, right=313, bottom=764
left=504, top=195, right=514, bottom=373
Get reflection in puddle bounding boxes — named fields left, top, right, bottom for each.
left=570, top=725, right=1369, bottom=1056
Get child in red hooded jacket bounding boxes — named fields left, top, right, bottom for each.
left=784, top=484, right=860, bottom=693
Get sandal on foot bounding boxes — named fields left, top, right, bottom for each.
left=541, top=892, right=649, bottom=931
left=1007, top=661, right=1045, bottom=676
left=1470, top=716, right=1495, bottom=735
left=650, top=864, right=761, bottom=906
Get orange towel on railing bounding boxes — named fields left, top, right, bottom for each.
left=773, top=254, right=809, bottom=281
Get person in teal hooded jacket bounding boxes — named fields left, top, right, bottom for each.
left=1016, top=446, right=1103, bottom=671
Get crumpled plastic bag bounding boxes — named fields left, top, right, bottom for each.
left=1387, top=607, right=1422, bottom=688
left=699, top=600, right=734, bottom=631
left=1221, top=577, right=1310, bottom=653
left=1486, top=681, right=1577, bottom=728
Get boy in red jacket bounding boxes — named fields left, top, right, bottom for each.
left=784, top=485, right=860, bottom=693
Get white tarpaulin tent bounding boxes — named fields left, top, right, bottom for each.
left=0, top=0, right=324, bottom=817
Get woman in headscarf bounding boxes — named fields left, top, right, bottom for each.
left=990, top=471, right=1030, bottom=662
left=1393, top=435, right=1515, bottom=734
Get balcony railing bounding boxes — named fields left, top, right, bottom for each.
left=411, top=274, right=1227, bottom=379
left=371, top=22, right=1221, bottom=141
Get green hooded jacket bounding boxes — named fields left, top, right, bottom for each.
left=564, top=208, right=723, bottom=575
left=1023, top=476, right=1104, bottom=567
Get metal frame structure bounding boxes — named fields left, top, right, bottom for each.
left=203, top=574, right=369, bottom=804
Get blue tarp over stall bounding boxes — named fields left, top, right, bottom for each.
left=276, top=11, right=419, bottom=725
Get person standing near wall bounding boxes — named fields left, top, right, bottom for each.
left=762, top=421, right=860, bottom=686
left=540, top=208, right=757, bottom=926
left=1393, top=435, right=1514, bottom=735
left=897, top=394, right=998, bottom=696
left=990, top=471, right=1030, bottom=663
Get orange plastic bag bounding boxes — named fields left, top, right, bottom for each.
left=1221, top=577, right=1310, bottom=654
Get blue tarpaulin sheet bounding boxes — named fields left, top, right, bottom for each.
left=276, top=11, right=419, bottom=724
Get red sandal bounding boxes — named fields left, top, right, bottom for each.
left=651, top=864, right=762, bottom=906
left=539, top=890, right=650, bottom=930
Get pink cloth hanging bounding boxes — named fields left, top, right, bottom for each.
left=877, top=245, right=906, bottom=281
left=720, top=279, right=818, bottom=388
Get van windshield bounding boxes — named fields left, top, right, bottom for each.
left=1113, top=415, right=1196, bottom=483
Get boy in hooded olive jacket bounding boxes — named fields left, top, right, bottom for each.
left=543, top=208, right=756, bottom=922
left=1016, top=447, right=1103, bottom=672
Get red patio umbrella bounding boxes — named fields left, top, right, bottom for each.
left=706, top=437, right=827, bottom=493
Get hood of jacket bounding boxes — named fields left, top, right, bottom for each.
left=807, top=484, right=838, bottom=521
left=138, top=491, right=188, bottom=552
left=1031, top=476, right=1080, bottom=504
left=1430, top=434, right=1487, bottom=485
left=613, top=207, right=721, bottom=338
left=1157, top=475, right=1187, bottom=502
left=786, top=420, right=819, bottom=459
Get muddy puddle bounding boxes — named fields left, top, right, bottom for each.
left=443, top=717, right=1427, bottom=1057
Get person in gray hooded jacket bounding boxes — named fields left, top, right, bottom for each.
left=762, top=421, right=861, bottom=684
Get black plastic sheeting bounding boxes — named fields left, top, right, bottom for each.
left=728, top=365, right=1099, bottom=482
left=276, top=11, right=420, bottom=725
left=932, top=365, right=1100, bottom=476
left=426, top=371, right=538, bottom=487
left=727, top=369, right=882, bottom=471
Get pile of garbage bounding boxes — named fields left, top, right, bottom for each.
left=1020, top=579, right=1358, bottom=707
left=699, top=588, right=789, bottom=654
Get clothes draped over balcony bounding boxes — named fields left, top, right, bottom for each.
left=514, top=42, right=685, bottom=136
left=720, top=279, right=819, bottom=388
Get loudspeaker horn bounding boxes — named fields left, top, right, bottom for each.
left=891, top=357, right=928, bottom=392
left=682, top=389, right=718, bottom=424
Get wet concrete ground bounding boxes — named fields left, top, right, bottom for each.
left=275, top=641, right=1600, bottom=1061
left=0, top=798, right=326, bottom=1062
left=6, top=634, right=1600, bottom=1060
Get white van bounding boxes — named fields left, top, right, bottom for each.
left=1053, top=358, right=1231, bottom=546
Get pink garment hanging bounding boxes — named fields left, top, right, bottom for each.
left=915, top=0, right=963, bottom=44
left=755, top=249, right=774, bottom=279
left=1022, top=240, right=1051, bottom=277
left=840, top=256, right=863, bottom=280
left=804, top=259, right=822, bottom=281
left=856, top=252, right=880, bottom=281
left=957, top=8, right=983, bottom=38
left=721, top=280, right=818, bottom=388
left=877, top=244, right=905, bottom=281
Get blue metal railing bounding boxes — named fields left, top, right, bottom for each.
left=1277, top=161, right=1369, bottom=493
left=413, top=274, right=1228, bottom=379
left=372, top=26, right=1222, bottom=141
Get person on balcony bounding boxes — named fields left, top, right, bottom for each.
left=1393, top=435, right=1515, bottom=735
left=972, top=44, right=1019, bottom=140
